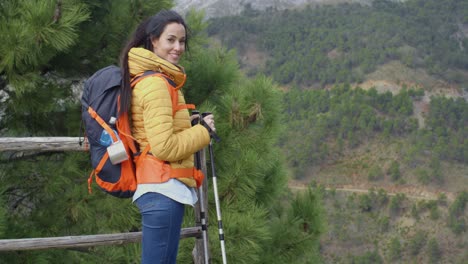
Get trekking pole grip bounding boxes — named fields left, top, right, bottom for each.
left=191, top=110, right=200, bottom=126
left=201, top=112, right=221, bottom=142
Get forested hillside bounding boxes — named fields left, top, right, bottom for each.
left=208, top=0, right=468, bottom=88
left=207, top=0, right=468, bottom=262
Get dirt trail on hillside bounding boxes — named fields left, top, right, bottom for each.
left=289, top=180, right=456, bottom=202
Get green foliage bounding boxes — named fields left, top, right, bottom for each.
left=408, top=230, right=427, bottom=256
left=426, top=200, right=440, bottom=220
left=387, top=236, right=402, bottom=261
left=447, top=191, right=468, bottom=234
left=387, top=160, right=401, bottom=182
left=217, top=204, right=270, bottom=264
left=389, top=193, right=406, bottom=216
left=436, top=193, right=448, bottom=206
left=368, top=164, right=384, bottom=181
left=183, top=47, right=239, bottom=106
left=429, top=157, right=444, bottom=184
left=374, top=188, right=389, bottom=207
left=290, top=188, right=325, bottom=237
left=377, top=216, right=390, bottom=233
left=0, top=195, right=6, bottom=238
left=259, top=188, right=324, bottom=264
left=211, top=73, right=288, bottom=209
left=411, top=203, right=420, bottom=220
left=427, top=238, right=442, bottom=264
left=357, top=189, right=389, bottom=214
left=1, top=77, right=80, bottom=136
left=416, top=168, right=430, bottom=185
left=349, top=250, right=383, bottom=264
left=358, top=194, right=373, bottom=212
left=449, top=191, right=468, bottom=217
left=0, top=0, right=89, bottom=77
left=424, top=97, right=468, bottom=163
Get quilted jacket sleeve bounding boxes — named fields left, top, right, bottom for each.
left=132, top=76, right=210, bottom=162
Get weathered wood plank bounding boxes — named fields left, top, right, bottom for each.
left=0, top=227, right=201, bottom=251
left=0, top=137, right=88, bottom=152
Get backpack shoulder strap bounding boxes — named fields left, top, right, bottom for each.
left=130, top=71, right=195, bottom=116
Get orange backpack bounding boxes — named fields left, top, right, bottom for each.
left=81, top=66, right=201, bottom=198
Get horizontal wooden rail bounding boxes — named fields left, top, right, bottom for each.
left=0, top=227, right=201, bottom=251
left=0, top=137, right=86, bottom=152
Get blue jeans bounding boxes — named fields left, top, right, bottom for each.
left=135, top=192, right=185, bottom=264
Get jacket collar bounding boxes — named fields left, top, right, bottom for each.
left=128, top=47, right=186, bottom=88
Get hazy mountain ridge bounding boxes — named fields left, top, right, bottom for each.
left=174, top=0, right=381, bottom=18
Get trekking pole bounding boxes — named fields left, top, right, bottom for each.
left=202, top=112, right=227, bottom=264
left=191, top=110, right=210, bottom=264
left=208, top=141, right=227, bottom=264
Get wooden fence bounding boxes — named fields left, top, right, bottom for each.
left=0, top=137, right=210, bottom=263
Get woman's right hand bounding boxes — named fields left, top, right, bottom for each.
left=202, top=114, right=216, bottom=132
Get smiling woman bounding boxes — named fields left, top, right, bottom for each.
left=117, top=9, right=217, bottom=264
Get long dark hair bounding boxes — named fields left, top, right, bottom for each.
left=119, top=9, right=190, bottom=114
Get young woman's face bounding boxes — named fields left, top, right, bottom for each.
left=151, top=22, right=186, bottom=64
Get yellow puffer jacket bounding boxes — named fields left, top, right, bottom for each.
left=128, top=47, right=210, bottom=187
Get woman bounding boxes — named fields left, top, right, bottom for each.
left=119, top=10, right=215, bottom=264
